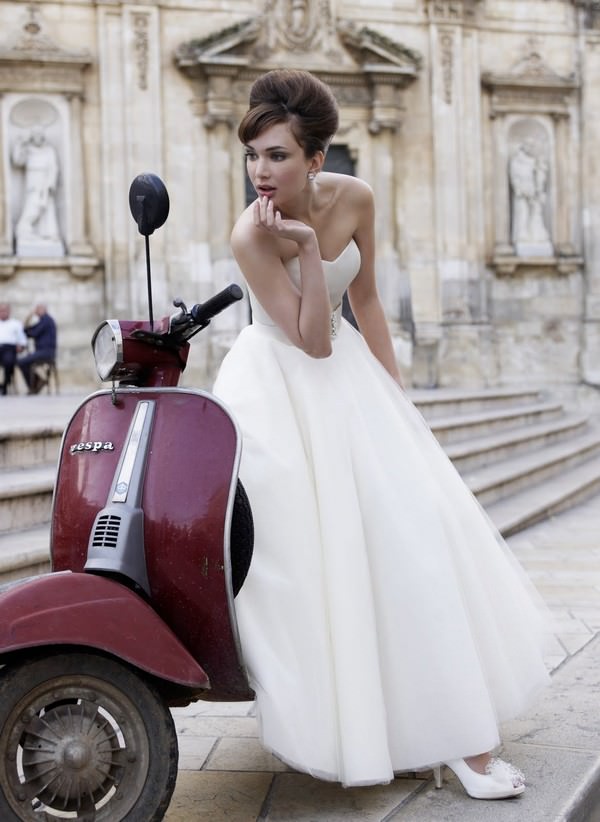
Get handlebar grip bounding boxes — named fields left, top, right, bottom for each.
left=190, top=284, right=244, bottom=325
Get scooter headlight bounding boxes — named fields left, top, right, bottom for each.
left=91, top=320, right=123, bottom=381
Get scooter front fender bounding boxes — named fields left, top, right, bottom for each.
left=0, top=572, right=209, bottom=690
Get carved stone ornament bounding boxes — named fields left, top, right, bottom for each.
left=0, top=4, right=92, bottom=95
left=426, top=0, right=481, bottom=23
left=573, top=0, right=600, bottom=29
left=174, top=0, right=421, bottom=132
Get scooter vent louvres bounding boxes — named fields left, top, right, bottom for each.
left=91, top=514, right=121, bottom=549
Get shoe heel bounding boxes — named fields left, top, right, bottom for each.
left=433, top=765, right=443, bottom=789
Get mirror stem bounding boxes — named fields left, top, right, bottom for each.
left=145, top=234, right=154, bottom=330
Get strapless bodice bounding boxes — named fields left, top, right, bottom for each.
left=248, top=239, right=361, bottom=337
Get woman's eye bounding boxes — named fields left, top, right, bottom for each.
left=244, top=152, right=257, bottom=161
left=271, top=153, right=287, bottom=161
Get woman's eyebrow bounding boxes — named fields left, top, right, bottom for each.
left=245, top=144, right=288, bottom=151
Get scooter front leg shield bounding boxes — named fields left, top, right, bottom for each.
left=0, top=572, right=209, bottom=690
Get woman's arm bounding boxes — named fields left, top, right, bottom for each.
left=348, top=183, right=404, bottom=386
left=232, top=197, right=332, bottom=358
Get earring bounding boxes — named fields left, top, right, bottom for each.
left=307, top=171, right=316, bottom=181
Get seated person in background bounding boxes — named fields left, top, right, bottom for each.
left=18, top=303, right=57, bottom=394
left=0, top=302, right=27, bottom=395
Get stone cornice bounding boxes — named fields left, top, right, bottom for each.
left=174, top=15, right=421, bottom=85
left=0, top=5, right=92, bottom=93
left=482, top=51, right=579, bottom=116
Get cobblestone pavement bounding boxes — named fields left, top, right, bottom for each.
left=166, top=496, right=600, bottom=821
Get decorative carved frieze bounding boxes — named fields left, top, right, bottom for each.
left=132, top=13, right=150, bottom=92
left=439, top=31, right=454, bottom=104
left=174, top=1, right=421, bottom=132
left=426, top=0, right=480, bottom=24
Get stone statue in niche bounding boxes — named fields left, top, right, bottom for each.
left=11, top=125, right=63, bottom=257
left=290, top=0, right=309, bottom=34
left=509, top=139, right=552, bottom=256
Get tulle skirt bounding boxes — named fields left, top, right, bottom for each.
left=213, top=318, right=551, bottom=787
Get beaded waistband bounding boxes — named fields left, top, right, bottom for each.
left=252, top=304, right=343, bottom=344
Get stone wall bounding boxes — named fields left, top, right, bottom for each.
left=0, top=0, right=597, bottom=396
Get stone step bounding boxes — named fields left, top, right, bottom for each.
left=409, top=385, right=543, bottom=419
left=465, top=430, right=600, bottom=507
left=0, top=524, right=50, bottom=582
left=430, top=400, right=563, bottom=445
left=446, top=413, right=590, bottom=473
left=0, top=422, right=63, bottom=470
left=487, top=454, right=600, bottom=537
left=0, top=465, right=56, bottom=533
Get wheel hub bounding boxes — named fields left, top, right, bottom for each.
left=62, top=738, right=93, bottom=770
left=21, top=701, right=123, bottom=810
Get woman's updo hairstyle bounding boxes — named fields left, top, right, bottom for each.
left=238, top=69, right=339, bottom=158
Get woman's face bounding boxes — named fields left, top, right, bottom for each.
left=244, top=122, right=316, bottom=209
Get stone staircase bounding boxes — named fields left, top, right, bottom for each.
left=0, top=406, right=71, bottom=583
left=1, top=387, right=600, bottom=582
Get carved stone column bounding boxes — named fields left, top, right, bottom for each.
left=490, top=112, right=512, bottom=257
left=66, top=93, right=94, bottom=258
left=552, top=112, right=575, bottom=257
left=202, top=70, right=237, bottom=262
left=423, top=0, right=492, bottom=386
left=366, top=73, right=403, bottom=321
left=0, top=92, right=13, bottom=263
left=577, top=13, right=600, bottom=384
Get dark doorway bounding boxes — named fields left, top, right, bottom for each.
left=323, top=146, right=358, bottom=328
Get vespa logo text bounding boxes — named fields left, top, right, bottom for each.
left=70, top=441, right=115, bottom=455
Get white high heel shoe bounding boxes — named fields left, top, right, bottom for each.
left=433, top=757, right=525, bottom=799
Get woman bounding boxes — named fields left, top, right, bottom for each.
left=213, top=69, right=550, bottom=799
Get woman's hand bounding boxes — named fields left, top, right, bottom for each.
left=253, top=196, right=316, bottom=248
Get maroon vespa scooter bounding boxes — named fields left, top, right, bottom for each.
left=0, top=174, right=254, bottom=821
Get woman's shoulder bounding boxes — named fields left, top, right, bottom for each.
left=319, top=172, right=373, bottom=208
left=320, top=171, right=372, bottom=194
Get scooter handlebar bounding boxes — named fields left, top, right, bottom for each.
left=190, top=284, right=244, bottom=326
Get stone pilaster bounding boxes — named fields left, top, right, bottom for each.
left=98, top=5, right=166, bottom=319
left=579, top=24, right=600, bottom=384
left=0, top=92, right=12, bottom=261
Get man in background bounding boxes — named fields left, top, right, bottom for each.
left=18, top=303, right=57, bottom=393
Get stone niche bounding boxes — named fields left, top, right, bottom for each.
left=0, top=5, right=99, bottom=280
left=482, top=48, right=584, bottom=386
left=482, top=49, right=581, bottom=276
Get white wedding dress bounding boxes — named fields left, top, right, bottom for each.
left=213, top=239, right=550, bottom=787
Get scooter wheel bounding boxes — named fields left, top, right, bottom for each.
left=0, top=651, right=178, bottom=821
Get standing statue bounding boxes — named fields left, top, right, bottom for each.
left=11, top=126, right=63, bottom=255
left=509, top=139, right=552, bottom=255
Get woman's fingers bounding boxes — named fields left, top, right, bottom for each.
left=254, top=196, right=280, bottom=231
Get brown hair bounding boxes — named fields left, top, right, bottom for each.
left=238, top=69, right=339, bottom=158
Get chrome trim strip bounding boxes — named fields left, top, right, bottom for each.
left=111, top=401, right=151, bottom=503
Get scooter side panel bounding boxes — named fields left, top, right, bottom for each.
left=0, top=573, right=210, bottom=689
left=142, top=391, right=251, bottom=700
left=52, top=388, right=252, bottom=700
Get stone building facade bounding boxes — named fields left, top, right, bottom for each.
left=0, top=0, right=599, bottom=393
